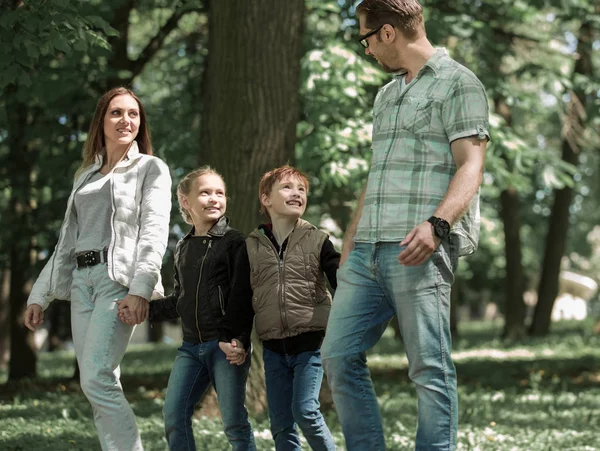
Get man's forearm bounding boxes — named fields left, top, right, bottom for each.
left=343, top=184, right=367, bottom=246
left=434, top=161, right=483, bottom=225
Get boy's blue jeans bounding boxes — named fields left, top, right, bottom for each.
left=163, top=340, right=255, bottom=451
left=322, top=240, right=459, bottom=451
left=263, top=348, right=336, bottom=451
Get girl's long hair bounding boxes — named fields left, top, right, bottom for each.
left=77, top=87, right=152, bottom=176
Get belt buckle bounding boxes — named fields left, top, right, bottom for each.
left=84, top=251, right=97, bottom=266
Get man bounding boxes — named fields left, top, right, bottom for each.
left=320, top=1, right=489, bottom=450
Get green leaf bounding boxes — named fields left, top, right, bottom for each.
left=50, top=31, right=71, bottom=55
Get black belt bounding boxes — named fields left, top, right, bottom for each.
left=76, top=249, right=108, bottom=269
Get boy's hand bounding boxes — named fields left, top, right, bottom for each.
left=219, top=340, right=247, bottom=365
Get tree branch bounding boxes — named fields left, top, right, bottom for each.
left=126, top=4, right=206, bottom=81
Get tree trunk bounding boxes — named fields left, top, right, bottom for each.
left=493, top=97, right=527, bottom=340
left=0, top=268, right=10, bottom=369
left=530, top=18, right=594, bottom=336
left=200, top=0, right=305, bottom=414
left=500, top=187, right=527, bottom=339
left=6, top=85, right=37, bottom=380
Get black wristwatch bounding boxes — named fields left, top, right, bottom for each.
left=427, top=216, right=450, bottom=239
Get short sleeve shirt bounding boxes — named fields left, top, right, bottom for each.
left=354, top=48, right=490, bottom=256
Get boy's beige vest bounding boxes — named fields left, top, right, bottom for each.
left=246, top=219, right=332, bottom=341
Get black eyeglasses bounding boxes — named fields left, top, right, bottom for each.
left=358, top=25, right=384, bottom=48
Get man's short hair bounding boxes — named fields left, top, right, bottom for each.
left=357, top=0, right=425, bottom=40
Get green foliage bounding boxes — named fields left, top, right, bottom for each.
left=0, top=0, right=116, bottom=91
left=297, top=0, right=385, bottom=230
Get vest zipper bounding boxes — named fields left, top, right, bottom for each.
left=195, top=240, right=212, bottom=342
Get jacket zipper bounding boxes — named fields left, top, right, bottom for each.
left=195, top=240, right=212, bottom=342
left=218, top=286, right=225, bottom=316
left=107, top=170, right=118, bottom=280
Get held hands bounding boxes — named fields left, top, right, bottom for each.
left=219, top=339, right=247, bottom=365
left=398, top=221, right=441, bottom=266
left=117, top=294, right=149, bottom=325
left=24, top=304, right=44, bottom=331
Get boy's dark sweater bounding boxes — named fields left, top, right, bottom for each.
left=220, top=223, right=340, bottom=356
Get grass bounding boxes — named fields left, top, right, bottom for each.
left=1, top=320, right=600, bottom=450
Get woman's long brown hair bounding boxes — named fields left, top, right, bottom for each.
left=77, top=87, right=152, bottom=175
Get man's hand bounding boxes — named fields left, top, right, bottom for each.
left=219, top=340, right=247, bottom=365
left=24, top=304, right=44, bottom=331
left=117, top=294, right=149, bottom=325
left=398, top=221, right=441, bottom=266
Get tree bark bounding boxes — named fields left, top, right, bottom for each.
left=500, top=187, right=527, bottom=340
left=6, top=85, right=38, bottom=380
left=530, top=18, right=595, bottom=336
left=0, top=268, right=10, bottom=369
left=494, top=93, right=527, bottom=341
left=200, top=0, right=305, bottom=414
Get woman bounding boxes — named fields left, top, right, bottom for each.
left=23, top=87, right=172, bottom=451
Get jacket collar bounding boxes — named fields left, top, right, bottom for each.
left=256, top=218, right=315, bottom=247
left=94, top=140, right=142, bottom=168
left=183, top=216, right=231, bottom=239
left=393, top=47, right=448, bottom=80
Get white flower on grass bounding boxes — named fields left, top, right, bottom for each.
left=254, top=429, right=272, bottom=440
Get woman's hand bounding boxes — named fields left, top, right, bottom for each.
left=117, top=294, right=149, bottom=325
left=24, top=304, right=44, bottom=331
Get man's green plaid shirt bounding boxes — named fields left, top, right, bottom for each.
left=355, top=48, right=490, bottom=256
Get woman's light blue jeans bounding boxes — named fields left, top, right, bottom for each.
left=71, top=264, right=142, bottom=451
left=322, top=239, right=459, bottom=451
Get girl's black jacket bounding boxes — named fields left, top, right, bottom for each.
left=149, top=216, right=250, bottom=348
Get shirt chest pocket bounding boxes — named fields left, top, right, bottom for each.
left=400, top=96, right=433, bottom=134
left=373, top=99, right=395, bottom=135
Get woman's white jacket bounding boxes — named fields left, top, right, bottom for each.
left=27, top=142, right=172, bottom=310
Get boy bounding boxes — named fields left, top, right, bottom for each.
left=220, top=165, right=338, bottom=451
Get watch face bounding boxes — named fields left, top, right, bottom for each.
left=435, top=220, right=450, bottom=238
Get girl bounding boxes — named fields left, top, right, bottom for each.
left=121, top=167, right=255, bottom=450
left=24, top=87, right=172, bottom=451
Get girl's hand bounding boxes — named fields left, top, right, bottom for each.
left=219, top=340, right=247, bottom=365
left=24, top=304, right=44, bottom=331
left=117, top=303, right=134, bottom=325
left=117, top=295, right=148, bottom=325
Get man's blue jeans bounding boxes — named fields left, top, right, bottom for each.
left=163, top=340, right=255, bottom=450
left=263, top=348, right=336, bottom=451
left=322, top=239, right=459, bottom=451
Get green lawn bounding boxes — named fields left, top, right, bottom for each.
left=2, top=320, right=600, bottom=450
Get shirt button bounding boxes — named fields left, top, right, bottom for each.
left=374, top=201, right=378, bottom=205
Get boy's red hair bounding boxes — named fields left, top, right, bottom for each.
left=258, top=165, right=309, bottom=217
